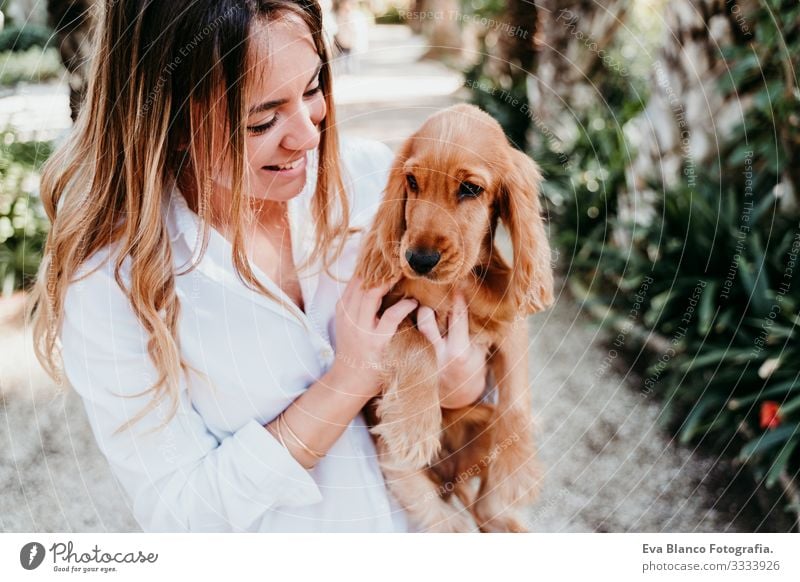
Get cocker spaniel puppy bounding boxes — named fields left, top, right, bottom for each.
left=355, top=103, right=554, bottom=532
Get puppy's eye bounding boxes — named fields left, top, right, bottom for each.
left=458, top=181, right=483, bottom=199
left=406, top=174, right=419, bottom=193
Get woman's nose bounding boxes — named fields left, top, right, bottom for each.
left=281, top=102, right=321, bottom=152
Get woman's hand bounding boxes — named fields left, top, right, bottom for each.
left=329, top=275, right=418, bottom=399
left=416, top=292, right=489, bottom=409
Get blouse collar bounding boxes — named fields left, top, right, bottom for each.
left=161, top=151, right=322, bottom=329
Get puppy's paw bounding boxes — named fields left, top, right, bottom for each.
left=372, top=420, right=441, bottom=470
left=370, top=396, right=443, bottom=469
left=488, top=441, right=541, bottom=506
left=398, top=433, right=442, bottom=469
left=424, top=509, right=476, bottom=533
left=477, top=512, right=529, bottom=533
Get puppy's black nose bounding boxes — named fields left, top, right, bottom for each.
left=405, top=248, right=441, bottom=275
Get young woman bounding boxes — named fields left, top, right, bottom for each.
left=29, top=1, right=489, bottom=532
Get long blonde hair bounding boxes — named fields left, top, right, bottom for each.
left=29, top=0, right=352, bottom=434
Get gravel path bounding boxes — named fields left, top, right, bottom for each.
left=523, top=292, right=741, bottom=532
left=0, top=24, right=753, bottom=533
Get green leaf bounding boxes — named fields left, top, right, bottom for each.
left=698, top=281, right=718, bottom=335
left=765, top=439, right=799, bottom=488
left=728, top=379, right=800, bottom=410
left=779, top=394, right=800, bottom=416
left=739, top=423, right=800, bottom=462
left=680, top=396, right=725, bottom=444
left=715, top=309, right=734, bottom=333
left=737, top=254, right=770, bottom=318
left=750, top=194, right=777, bottom=224
left=678, top=347, right=754, bottom=372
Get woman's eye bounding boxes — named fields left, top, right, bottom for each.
left=247, top=84, right=321, bottom=136
left=247, top=115, right=278, bottom=136
left=458, top=181, right=483, bottom=199
left=406, top=174, right=418, bottom=192
left=304, top=84, right=322, bottom=98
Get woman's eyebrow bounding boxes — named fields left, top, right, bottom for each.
left=248, top=60, right=323, bottom=116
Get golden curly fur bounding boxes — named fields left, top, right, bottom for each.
left=355, top=103, right=554, bottom=532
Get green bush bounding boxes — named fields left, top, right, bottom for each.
left=0, top=24, right=54, bottom=52
left=0, top=47, right=65, bottom=86
left=585, top=176, right=799, bottom=489
left=552, top=0, right=800, bottom=507
left=0, top=131, right=53, bottom=295
left=534, top=103, right=640, bottom=256
left=620, top=0, right=799, bottom=500
left=466, top=0, right=800, bottom=517
left=374, top=5, right=405, bottom=25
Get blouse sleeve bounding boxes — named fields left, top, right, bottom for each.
left=59, top=254, right=323, bottom=532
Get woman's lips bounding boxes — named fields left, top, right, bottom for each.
left=263, top=154, right=307, bottom=177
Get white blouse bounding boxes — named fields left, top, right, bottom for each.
left=59, top=136, right=414, bottom=532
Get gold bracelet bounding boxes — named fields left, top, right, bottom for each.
left=279, top=413, right=325, bottom=461
left=268, top=416, right=289, bottom=450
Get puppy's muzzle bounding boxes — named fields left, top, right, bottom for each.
left=405, top=248, right=441, bottom=275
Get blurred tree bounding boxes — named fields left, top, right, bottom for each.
left=46, top=0, right=97, bottom=122
left=2, top=0, right=49, bottom=26
left=481, top=0, right=537, bottom=79
left=462, top=0, right=540, bottom=149
left=483, top=0, right=800, bottom=526
left=415, top=0, right=463, bottom=61
left=526, top=0, right=628, bottom=130
left=618, top=0, right=759, bottom=238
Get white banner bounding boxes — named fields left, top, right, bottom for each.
left=1, top=533, right=798, bottom=581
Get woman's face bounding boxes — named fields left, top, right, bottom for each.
left=216, top=14, right=327, bottom=205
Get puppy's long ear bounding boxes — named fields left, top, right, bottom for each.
left=355, top=145, right=409, bottom=287
left=498, top=148, right=554, bottom=315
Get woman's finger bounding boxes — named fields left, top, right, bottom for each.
left=376, top=298, right=418, bottom=337
left=358, top=276, right=397, bottom=325
left=360, top=273, right=401, bottom=293
left=447, top=292, right=470, bottom=352
left=341, top=275, right=362, bottom=306
left=416, top=306, right=444, bottom=352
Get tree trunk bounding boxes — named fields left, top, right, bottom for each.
left=416, top=0, right=463, bottom=61
left=47, top=0, right=98, bottom=122
left=618, top=0, right=757, bottom=234
left=525, top=0, right=628, bottom=143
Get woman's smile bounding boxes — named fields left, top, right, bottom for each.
left=263, top=152, right=307, bottom=177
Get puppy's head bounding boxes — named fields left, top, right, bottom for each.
left=373, top=104, right=553, bottom=312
